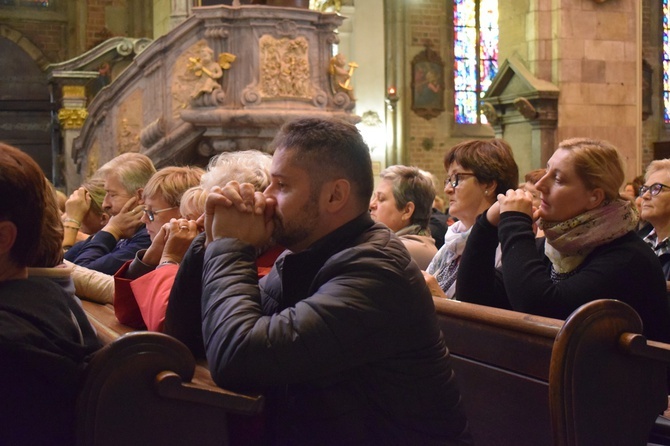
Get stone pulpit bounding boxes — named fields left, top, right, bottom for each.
left=67, top=5, right=357, bottom=188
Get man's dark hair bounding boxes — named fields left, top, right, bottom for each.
left=0, top=143, right=47, bottom=267
left=271, top=118, right=374, bottom=212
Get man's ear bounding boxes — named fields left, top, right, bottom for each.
left=0, top=221, right=17, bottom=256
left=323, top=179, right=351, bottom=213
left=586, top=188, right=606, bottom=210
left=99, top=212, right=111, bottom=226
left=135, top=187, right=144, bottom=203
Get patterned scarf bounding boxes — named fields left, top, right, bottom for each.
left=427, top=221, right=476, bottom=298
left=539, top=199, right=638, bottom=275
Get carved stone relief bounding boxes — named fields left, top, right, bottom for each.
left=259, top=35, right=312, bottom=99
left=171, top=40, right=233, bottom=118
left=58, top=108, right=89, bottom=130
left=86, top=142, right=100, bottom=179
left=513, top=97, right=538, bottom=120
left=329, top=53, right=357, bottom=101
left=117, top=88, right=143, bottom=153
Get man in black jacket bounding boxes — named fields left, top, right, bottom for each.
left=201, top=118, right=471, bottom=445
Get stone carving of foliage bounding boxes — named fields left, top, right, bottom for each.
left=259, top=35, right=312, bottom=99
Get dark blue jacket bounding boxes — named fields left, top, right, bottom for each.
left=65, top=226, right=151, bottom=275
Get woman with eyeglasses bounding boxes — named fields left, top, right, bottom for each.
left=422, top=139, right=519, bottom=299
left=113, top=166, right=203, bottom=329
left=457, top=138, right=670, bottom=343
left=640, top=160, right=670, bottom=289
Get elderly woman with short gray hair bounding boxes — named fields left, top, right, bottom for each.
left=369, top=164, right=437, bottom=269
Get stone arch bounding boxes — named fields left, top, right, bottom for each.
left=0, top=25, right=50, bottom=70
left=0, top=26, right=53, bottom=180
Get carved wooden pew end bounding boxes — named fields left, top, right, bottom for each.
left=78, top=303, right=264, bottom=446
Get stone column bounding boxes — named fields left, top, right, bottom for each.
left=170, top=0, right=192, bottom=30
left=56, top=84, right=91, bottom=191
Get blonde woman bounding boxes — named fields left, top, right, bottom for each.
left=113, top=166, right=203, bottom=330
left=458, top=138, right=670, bottom=343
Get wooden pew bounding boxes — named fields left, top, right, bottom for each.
left=79, top=298, right=670, bottom=445
left=435, top=298, right=670, bottom=446
left=78, top=301, right=264, bottom=446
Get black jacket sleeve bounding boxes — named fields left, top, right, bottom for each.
left=456, top=211, right=511, bottom=309
left=163, top=233, right=207, bottom=358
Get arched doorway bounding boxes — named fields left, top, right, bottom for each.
left=0, top=35, right=53, bottom=181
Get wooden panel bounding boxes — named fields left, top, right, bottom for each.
left=436, top=299, right=560, bottom=380
left=451, top=357, right=551, bottom=446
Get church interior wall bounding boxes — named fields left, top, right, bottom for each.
left=398, top=0, right=648, bottom=189
left=642, top=0, right=666, bottom=174
left=1, top=0, right=669, bottom=191
left=552, top=0, right=640, bottom=180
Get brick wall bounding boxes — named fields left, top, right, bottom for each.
left=404, top=0, right=450, bottom=197
left=86, top=0, right=129, bottom=50
left=8, top=19, right=66, bottom=62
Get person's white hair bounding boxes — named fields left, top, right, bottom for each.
left=200, top=150, right=272, bottom=192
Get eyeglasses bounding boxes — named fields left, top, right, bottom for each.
left=639, top=183, right=670, bottom=197
left=142, top=206, right=178, bottom=222
left=445, top=172, right=477, bottom=188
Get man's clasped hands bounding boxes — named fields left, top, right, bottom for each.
left=203, top=182, right=276, bottom=248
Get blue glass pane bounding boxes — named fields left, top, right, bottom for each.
left=454, top=0, right=498, bottom=124
left=454, top=59, right=477, bottom=90
left=481, top=62, right=497, bottom=90
left=454, top=0, right=476, bottom=27
left=455, top=91, right=478, bottom=124
left=454, top=27, right=477, bottom=58
left=665, top=0, right=670, bottom=122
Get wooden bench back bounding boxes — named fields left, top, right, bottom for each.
left=435, top=298, right=561, bottom=446
left=435, top=298, right=670, bottom=446
left=78, top=297, right=670, bottom=445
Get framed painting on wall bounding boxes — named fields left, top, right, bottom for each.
left=411, top=47, right=445, bottom=120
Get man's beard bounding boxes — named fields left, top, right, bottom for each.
left=272, top=193, right=320, bottom=250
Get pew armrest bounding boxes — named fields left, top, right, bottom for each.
left=620, top=333, right=670, bottom=363
left=76, top=331, right=264, bottom=446
left=156, top=370, right=264, bottom=415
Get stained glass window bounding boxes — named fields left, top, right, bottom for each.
left=664, top=0, right=670, bottom=123
left=0, top=0, right=50, bottom=6
left=454, top=0, right=498, bottom=124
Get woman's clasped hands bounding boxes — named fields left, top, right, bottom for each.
left=486, top=188, right=540, bottom=227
